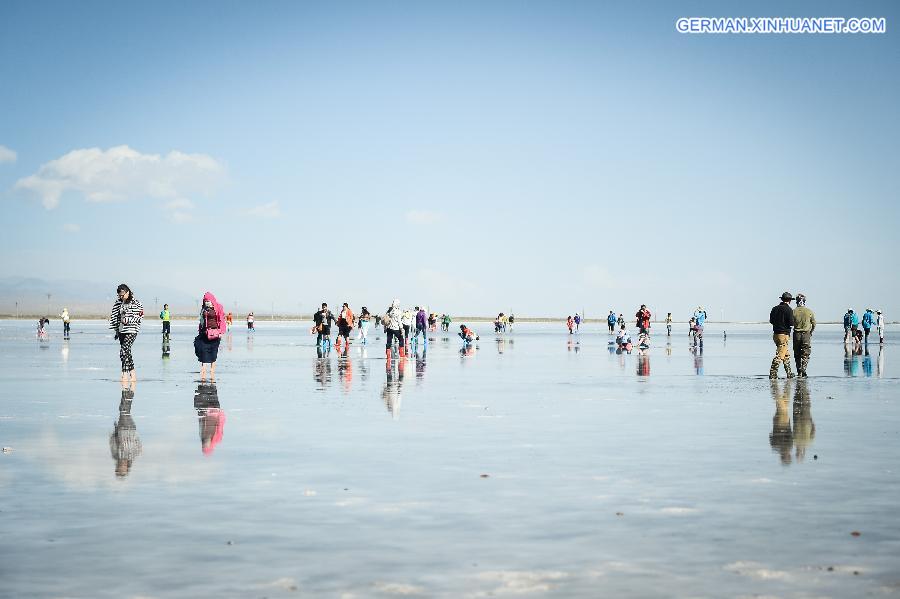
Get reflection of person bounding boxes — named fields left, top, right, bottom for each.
left=792, top=380, right=815, bottom=462
left=194, top=291, right=225, bottom=381
left=109, top=382, right=141, bottom=478
left=691, top=346, right=703, bottom=375
left=769, top=292, right=795, bottom=379
left=109, top=283, right=144, bottom=383
left=382, top=358, right=405, bottom=418
left=194, top=383, right=225, bottom=455
left=769, top=380, right=793, bottom=465
left=637, top=352, right=650, bottom=376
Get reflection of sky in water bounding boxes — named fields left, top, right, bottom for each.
left=0, top=320, right=897, bottom=597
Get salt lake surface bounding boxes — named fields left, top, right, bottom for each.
left=1, top=319, right=898, bottom=598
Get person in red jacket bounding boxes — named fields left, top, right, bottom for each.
left=635, top=305, right=652, bottom=335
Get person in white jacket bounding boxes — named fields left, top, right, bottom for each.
left=876, top=310, right=885, bottom=345
left=384, top=299, right=406, bottom=359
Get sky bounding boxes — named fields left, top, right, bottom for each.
left=1, top=1, right=898, bottom=320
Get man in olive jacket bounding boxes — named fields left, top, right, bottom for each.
left=769, top=291, right=795, bottom=379
left=792, top=293, right=816, bottom=378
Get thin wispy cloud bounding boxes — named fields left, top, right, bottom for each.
left=62, top=223, right=80, bottom=233
left=244, top=201, right=281, bottom=219
left=0, top=145, right=16, bottom=163
left=14, top=145, right=224, bottom=210
left=405, top=210, right=444, bottom=225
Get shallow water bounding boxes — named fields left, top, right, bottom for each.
left=1, top=319, right=898, bottom=598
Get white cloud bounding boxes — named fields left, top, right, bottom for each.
left=405, top=210, right=444, bottom=225
left=0, top=145, right=16, bottom=163
left=62, top=223, right=80, bottom=233
left=244, top=201, right=281, bottom=218
left=14, top=145, right=224, bottom=210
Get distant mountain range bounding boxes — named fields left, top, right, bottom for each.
left=0, top=276, right=197, bottom=317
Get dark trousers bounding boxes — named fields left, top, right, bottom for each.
left=162, top=321, right=170, bottom=335
left=386, top=328, right=405, bottom=349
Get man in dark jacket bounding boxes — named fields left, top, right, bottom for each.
left=769, top=292, right=795, bottom=379
left=314, top=302, right=336, bottom=349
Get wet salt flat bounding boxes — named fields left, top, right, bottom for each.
left=1, top=319, right=898, bottom=598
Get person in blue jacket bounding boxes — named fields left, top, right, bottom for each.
left=607, top=311, right=617, bottom=334
left=862, top=308, right=875, bottom=344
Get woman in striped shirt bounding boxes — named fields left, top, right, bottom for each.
left=108, top=283, right=143, bottom=383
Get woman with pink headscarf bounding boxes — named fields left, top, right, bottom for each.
left=194, top=291, right=225, bottom=381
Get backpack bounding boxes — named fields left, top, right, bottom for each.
left=203, top=309, right=223, bottom=340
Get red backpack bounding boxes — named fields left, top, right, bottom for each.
left=204, top=309, right=223, bottom=340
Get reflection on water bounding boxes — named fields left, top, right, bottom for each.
left=415, top=346, right=426, bottom=382
left=194, top=383, right=225, bottom=455
left=691, top=346, right=704, bottom=375
left=877, top=346, right=885, bottom=377
left=769, top=380, right=815, bottom=465
left=636, top=350, right=650, bottom=376
left=863, top=348, right=873, bottom=377
left=162, top=332, right=171, bottom=359
left=337, top=348, right=353, bottom=393
left=314, top=348, right=333, bottom=389
left=382, top=359, right=405, bottom=418
left=109, top=382, right=141, bottom=478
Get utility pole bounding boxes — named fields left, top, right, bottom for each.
left=46, top=293, right=51, bottom=316
left=271, top=301, right=275, bottom=321
left=15, top=301, right=18, bottom=319
left=154, top=296, right=159, bottom=311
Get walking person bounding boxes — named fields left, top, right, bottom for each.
left=574, top=313, right=581, bottom=332
left=692, top=306, right=706, bottom=347
left=384, top=299, right=406, bottom=359
left=862, top=308, right=875, bottom=344
left=60, top=307, right=71, bottom=339
left=842, top=308, right=853, bottom=344
left=247, top=312, right=254, bottom=331
left=876, top=309, right=885, bottom=345
left=336, top=302, right=355, bottom=350
left=665, top=312, right=672, bottom=337
left=791, top=293, right=816, bottom=378
left=401, top=307, right=414, bottom=349
left=357, top=306, right=372, bottom=344
left=769, top=291, right=795, bottom=379
left=617, top=313, right=625, bottom=330
left=194, top=291, right=225, bottom=381
left=566, top=315, right=575, bottom=334
left=414, top=306, right=427, bottom=344
left=109, top=283, right=144, bottom=383
left=607, top=311, right=617, bottom=334
left=314, top=303, right=337, bottom=349
left=159, top=303, right=171, bottom=338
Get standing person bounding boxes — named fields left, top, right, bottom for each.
left=692, top=306, right=706, bottom=347
left=384, top=299, right=406, bottom=359
left=60, top=307, right=71, bottom=339
left=876, top=310, right=885, bottom=345
left=336, top=302, right=355, bottom=349
left=688, top=317, right=697, bottom=345
left=791, top=293, right=816, bottom=378
left=566, top=315, right=575, bottom=334
left=573, top=313, right=581, bottom=332
left=635, top=305, right=651, bottom=335
left=508, top=313, right=515, bottom=331
left=314, top=303, right=337, bottom=349
left=850, top=309, right=860, bottom=339
left=109, top=283, right=144, bottom=383
left=862, top=308, right=875, bottom=344
left=617, top=313, right=625, bottom=330
left=428, top=312, right=437, bottom=332
left=357, top=306, right=372, bottom=344
left=665, top=312, right=673, bottom=337
left=37, top=317, right=48, bottom=340
left=769, top=291, right=795, bottom=379
left=159, top=303, right=171, bottom=337
left=226, top=311, right=234, bottom=329
left=247, top=312, right=254, bottom=331
left=441, top=313, right=451, bottom=332
left=607, top=311, right=616, bottom=334
left=401, top=307, right=414, bottom=345
left=194, top=291, right=225, bottom=381
left=414, top=306, right=427, bottom=344
left=843, top=309, right=853, bottom=344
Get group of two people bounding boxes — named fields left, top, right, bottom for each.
left=109, top=284, right=227, bottom=382
left=769, top=291, right=816, bottom=379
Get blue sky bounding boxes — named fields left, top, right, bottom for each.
left=1, top=1, right=897, bottom=319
